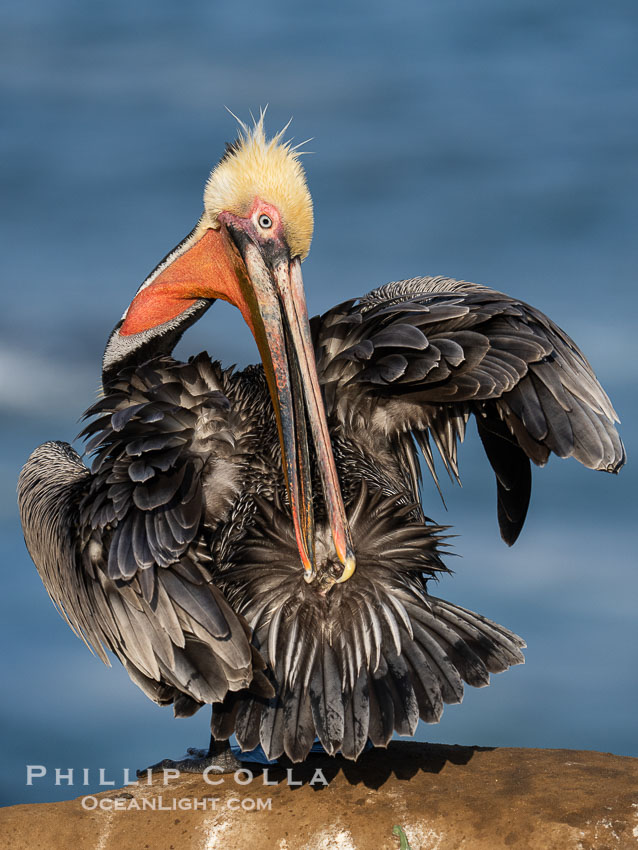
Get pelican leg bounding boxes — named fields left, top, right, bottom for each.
left=136, top=736, right=243, bottom=777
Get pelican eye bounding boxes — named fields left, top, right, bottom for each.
left=258, top=213, right=273, bottom=229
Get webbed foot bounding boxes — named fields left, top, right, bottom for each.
left=137, top=737, right=243, bottom=777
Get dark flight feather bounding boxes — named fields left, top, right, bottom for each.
left=314, top=276, right=625, bottom=540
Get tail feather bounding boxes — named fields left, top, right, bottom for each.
left=366, top=672, right=394, bottom=747
left=406, top=617, right=466, bottom=701
left=212, top=486, right=525, bottom=762
left=309, top=642, right=345, bottom=756
left=407, top=605, right=491, bottom=689
left=259, top=699, right=286, bottom=762
left=432, top=598, right=526, bottom=672
left=400, top=640, right=445, bottom=720
left=384, top=653, right=419, bottom=736
left=233, top=697, right=262, bottom=751
left=283, top=686, right=315, bottom=762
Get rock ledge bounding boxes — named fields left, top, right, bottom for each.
left=2, top=743, right=637, bottom=849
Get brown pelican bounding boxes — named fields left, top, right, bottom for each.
left=18, top=117, right=625, bottom=771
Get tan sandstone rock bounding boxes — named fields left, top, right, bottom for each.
left=1, top=743, right=637, bottom=849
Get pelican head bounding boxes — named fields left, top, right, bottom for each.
left=204, top=117, right=314, bottom=261
left=103, top=114, right=355, bottom=584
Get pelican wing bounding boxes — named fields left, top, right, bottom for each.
left=313, top=277, right=625, bottom=543
left=18, top=356, right=269, bottom=711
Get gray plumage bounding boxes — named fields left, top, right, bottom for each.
left=18, top=276, right=624, bottom=762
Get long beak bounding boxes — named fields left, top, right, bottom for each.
left=118, top=219, right=355, bottom=583
left=222, top=224, right=355, bottom=584
left=273, top=257, right=356, bottom=582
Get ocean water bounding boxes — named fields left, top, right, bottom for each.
left=1, top=0, right=636, bottom=806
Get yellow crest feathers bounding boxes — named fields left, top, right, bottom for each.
left=204, top=113, right=314, bottom=260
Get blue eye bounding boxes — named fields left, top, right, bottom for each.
left=258, top=214, right=272, bottom=229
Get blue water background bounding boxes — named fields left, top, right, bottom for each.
left=1, top=0, right=636, bottom=805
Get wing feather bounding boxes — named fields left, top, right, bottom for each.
left=314, top=277, right=624, bottom=542
left=18, top=356, right=263, bottom=716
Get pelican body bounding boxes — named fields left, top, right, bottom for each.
left=18, top=118, right=625, bottom=765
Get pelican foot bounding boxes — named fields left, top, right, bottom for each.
left=136, top=738, right=243, bottom=778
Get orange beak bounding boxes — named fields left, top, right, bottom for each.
left=120, top=222, right=356, bottom=584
